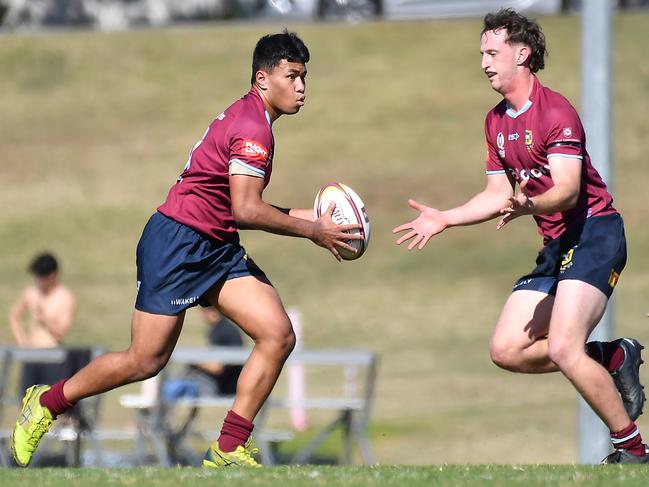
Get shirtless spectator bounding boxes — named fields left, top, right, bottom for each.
left=9, top=252, right=77, bottom=390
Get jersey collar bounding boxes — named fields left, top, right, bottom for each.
left=505, top=99, right=532, bottom=119
left=504, top=75, right=540, bottom=119
left=249, top=88, right=273, bottom=126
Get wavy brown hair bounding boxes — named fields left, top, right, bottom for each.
left=482, top=9, right=547, bottom=73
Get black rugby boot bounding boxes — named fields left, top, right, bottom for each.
left=611, top=338, right=646, bottom=421
left=602, top=447, right=649, bottom=464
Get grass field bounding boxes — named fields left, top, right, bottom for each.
left=3, top=465, right=649, bottom=487
left=1, top=12, right=648, bottom=467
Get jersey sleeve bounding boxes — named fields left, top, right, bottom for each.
left=484, top=114, right=504, bottom=175
left=228, top=120, right=273, bottom=178
left=543, top=102, right=584, bottom=162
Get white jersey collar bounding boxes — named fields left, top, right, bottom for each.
left=505, top=99, right=533, bottom=119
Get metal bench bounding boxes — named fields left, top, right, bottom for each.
left=119, top=346, right=379, bottom=466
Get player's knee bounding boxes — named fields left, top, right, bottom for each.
left=274, top=328, right=296, bottom=358
left=547, top=337, right=579, bottom=372
left=127, top=351, right=169, bottom=381
left=259, top=323, right=296, bottom=359
left=490, top=340, right=522, bottom=371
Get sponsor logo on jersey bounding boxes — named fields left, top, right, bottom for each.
left=563, top=127, right=572, bottom=138
left=506, top=164, right=551, bottom=182
left=242, top=139, right=270, bottom=161
left=217, top=112, right=226, bottom=121
left=508, top=133, right=519, bottom=141
left=608, top=269, right=620, bottom=288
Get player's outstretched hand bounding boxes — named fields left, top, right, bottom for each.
left=312, top=203, right=363, bottom=261
left=497, top=178, right=534, bottom=230
left=392, top=199, right=447, bottom=251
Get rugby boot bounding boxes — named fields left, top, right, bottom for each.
left=11, top=385, right=54, bottom=467
left=611, top=338, right=645, bottom=421
left=602, top=447, right=649, bottom=464
left=203, top=440, right=261, bottom=468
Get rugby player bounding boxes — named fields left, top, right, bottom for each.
left=393, top=9, right=647, bottom=464
left=12, top=30, right=361, bottom=468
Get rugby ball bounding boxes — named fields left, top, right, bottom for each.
left=313, top=183, right=370, bottom=260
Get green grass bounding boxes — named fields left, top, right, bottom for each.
left=1, top=13, right=649, bottom=465
left=3, top=465, right=649, bottom=486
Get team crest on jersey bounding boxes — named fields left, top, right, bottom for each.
left=242, top=139, right=270, bottom=161
left=525, top=130, right=534, bottom=151
left=563, top=127, right=572, bottom=138
left=497, top=132, right=505, bottom=158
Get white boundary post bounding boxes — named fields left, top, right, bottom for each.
left=578, top=0, right=614, bottom=464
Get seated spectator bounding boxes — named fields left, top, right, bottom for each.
left=163, top=307, right=243, bottom=400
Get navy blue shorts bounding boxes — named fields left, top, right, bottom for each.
left=135, top=212, right=266, bottom=316
left=512, top=213, right=626, bottom=298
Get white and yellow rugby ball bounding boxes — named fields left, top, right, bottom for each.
left=313, top=182, right=370, bottom=261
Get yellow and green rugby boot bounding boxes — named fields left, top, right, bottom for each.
left=11, top=385, right=54, bottom=467
left=203, top=440, right=261, bottom=468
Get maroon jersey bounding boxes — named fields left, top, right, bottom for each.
left=484, top=77, right=615, bottom=244
left=158, top=89, right=274, bottom=242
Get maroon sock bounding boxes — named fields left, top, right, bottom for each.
left=611, top=422, right=646, bottom=456
left=586, top=341, right=625, bottom=372
left=218, top=410, right=254, bottom=452
left=39, top=379, right=75, bottom=418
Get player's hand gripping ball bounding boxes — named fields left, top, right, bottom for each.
left=313, top=183, right=371, bottom=260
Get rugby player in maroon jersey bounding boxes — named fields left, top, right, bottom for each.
left=12, top=31, right=361, bottom=468
left=394, top=9, right=646, bottom=464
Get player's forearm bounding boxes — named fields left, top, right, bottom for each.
left=528, top=183, right=579, bottom=215
left=288, top=208, right=315, bottom=221
left=272, top=206, right=314, bottom=221
left=443, top=191, right=509, bottom=227
left=234, top=200, right=315, bottom=239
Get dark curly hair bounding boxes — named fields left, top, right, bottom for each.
left=251, top=29, right=310, bottom=85
left=29, top=252, right=58, bottom=277
left=482, top=9, right=547, bottom=73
